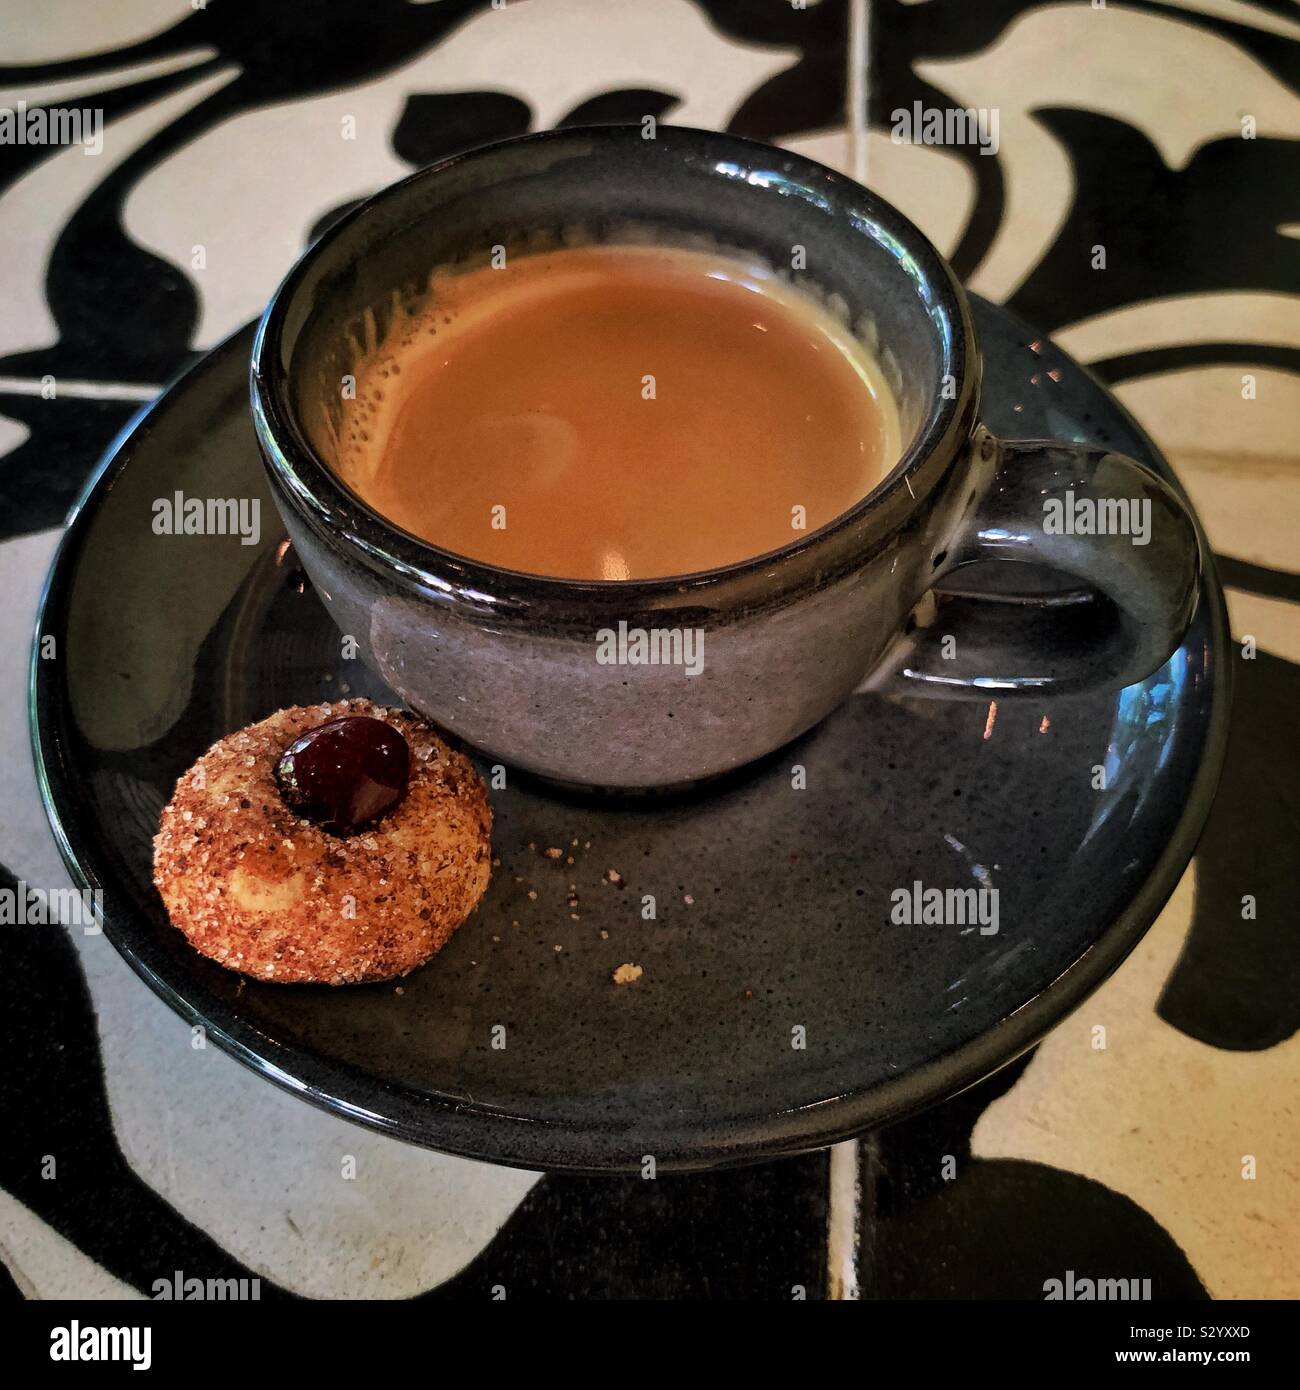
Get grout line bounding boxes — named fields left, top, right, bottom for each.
left=857, top=1130, right=882, bottom=1298
left=848, top=0, right=870, bottom=185
left=826, top=1138, right=861, bottom=1299
left=0, top=375, right=160, bottom=402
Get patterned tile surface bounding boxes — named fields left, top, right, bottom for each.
left=0, top=0, right=1295, bottom=1299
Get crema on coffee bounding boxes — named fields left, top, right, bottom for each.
left=327, top=245, right=902, bottom=580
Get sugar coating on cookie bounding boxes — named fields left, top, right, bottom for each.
left=153, top=699, right=492, bottom=984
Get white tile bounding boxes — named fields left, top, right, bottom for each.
left=121, top=0, right=797, bottom=348
left=973, top=872, right=1300, bottom=1300
left=0, top=1190, right=140, bottom=1299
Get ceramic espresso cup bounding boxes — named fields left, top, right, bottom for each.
left=252, top=126, right=1202, bottom=790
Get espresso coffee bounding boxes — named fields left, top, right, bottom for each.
left=330, top=245, right=901, bottom=580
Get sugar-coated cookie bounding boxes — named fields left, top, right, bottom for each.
left=153, top=700, right=491, bottom=984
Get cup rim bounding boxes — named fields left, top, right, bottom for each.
left=251, top=124, right=978, bottom=609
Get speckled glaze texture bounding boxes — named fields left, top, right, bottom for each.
left=31, top=303, right=1229, bottom=1173
left=251, top=128, right=1202, bottom=788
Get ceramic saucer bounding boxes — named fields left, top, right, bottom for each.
left=30, top=298, right=1229, bottom=1172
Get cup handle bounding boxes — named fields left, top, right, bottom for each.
left=870, top=431, right=1203, bottom=696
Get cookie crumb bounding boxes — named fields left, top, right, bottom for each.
left=605, top=868, right=624, bottom=887
left=544, top=847, right=563, bottom=859
left=612, top=962, right=642, bottom=985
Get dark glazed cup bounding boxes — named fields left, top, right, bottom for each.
left=252, top=126, right=1202, bottom=790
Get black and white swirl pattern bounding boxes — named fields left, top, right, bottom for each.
left=0, top=0, right=1295, bottom=1300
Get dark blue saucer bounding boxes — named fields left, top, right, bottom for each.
left=29, top=299, right=1229, bottom=1173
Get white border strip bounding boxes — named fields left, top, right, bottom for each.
left=848, top=0, right=870, bottom=185
left=0, top=375, right=159, bottom=401
left=827, top=1139, right=861, bottom=1299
